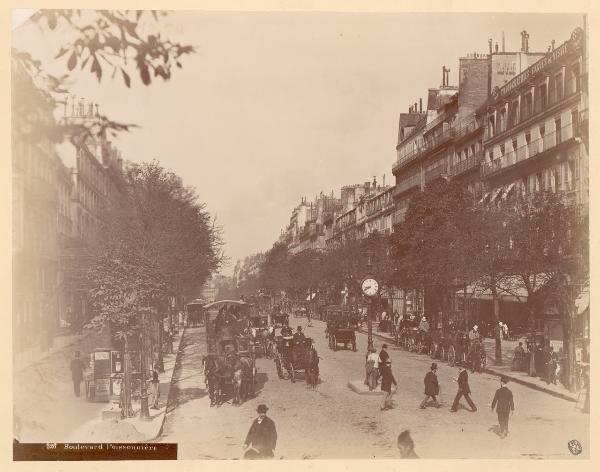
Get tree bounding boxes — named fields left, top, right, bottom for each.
left=87, top=197, right=168, bottom=417
left=506, top=191, right=587, bottom=391
left=13, top=10, right=194, bottom=143
left=126, top=161, right=223, bottom=371
left=391, top=179, right=474, bottom=328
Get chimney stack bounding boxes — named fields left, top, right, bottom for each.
left=551, top=39, right=555, bottom=51
left=414, top=102, right=417, bottom=111
left=488, top=38, right=493, bottom=55
left=502, top=31, right=505, bottom=52
left=495, top=42, right=499, bottom=53
left=419, top=98, right=423, bottom=113
left=521, top=30, right=530, bottom=53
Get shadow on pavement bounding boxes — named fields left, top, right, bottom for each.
left=166, top=386, right=206, bottom=413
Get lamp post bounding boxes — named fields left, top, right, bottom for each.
left=364, top=247, right=376, bottom=353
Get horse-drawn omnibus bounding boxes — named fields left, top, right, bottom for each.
left=186, top=299, right=206, bottom=327
left=202, top=300, right=257, bottom=406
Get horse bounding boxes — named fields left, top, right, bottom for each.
left=232, top=356, right=254, bottom=405
left=204, top=355, right=234, bottom=406
left=305, top=346, right=320, bottom=389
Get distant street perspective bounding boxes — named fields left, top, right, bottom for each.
left=12, top=9, right=589, bottom=461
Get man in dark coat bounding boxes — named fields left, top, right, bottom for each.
left=70, top=351, right=86, bottom=397
left=293, top=326, right=306, bottom=344
left=450, top=366, right=477, bottom=412
left=378, top=344, right=390, bottom=368
left=380, top=363, right=397, bottom=411
left=420, top=363, right=440, bottom=409
left=491, top=376, right=514, bottom=438
left=243, top=404, right=277, bottom=459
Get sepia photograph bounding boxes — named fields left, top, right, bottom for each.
left=10, top=4, right=591, bottom=461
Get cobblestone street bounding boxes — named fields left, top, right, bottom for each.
left=160, top=321, right=589, bottom=459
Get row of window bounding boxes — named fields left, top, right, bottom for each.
left=488, top=60, right=581, bottom=138
left=486, top=109, right=579, bottom=164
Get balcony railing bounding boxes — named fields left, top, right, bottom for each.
left=394, top=173, right=421, bottom=195
left=481, top=123, right=576, bottom=178
left=453, top=117, right=484, bottom=140
left=393, top=127, right=455, bottom=174
left=449, top=151, right=484, bottom=176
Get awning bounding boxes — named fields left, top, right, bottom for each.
left=575, top=284, right=590, bottom=315
left=501, top=182, right=516, bottom=200
left=489, top=186, right=504, bottom=204
left=456, top=274, right=551, bottom=302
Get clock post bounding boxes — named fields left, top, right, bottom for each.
left=361, top=275, right=379, bottom=353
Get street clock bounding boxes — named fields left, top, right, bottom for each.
left=361, top=277, right=379, bottom=297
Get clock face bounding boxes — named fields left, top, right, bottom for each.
left=361, top=278, right=379, bottom=297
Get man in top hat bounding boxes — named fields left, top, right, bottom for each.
left=420, top=363, right=440, bottom=409
left=293, top=326, right=306, bottom=344
left=491, top=376, right=514, bottom=438
left=243, top=404, right=277, bottom=459
left=378, top=344, right=391, bottom=368
left=450, top=366, right=477, bottom=412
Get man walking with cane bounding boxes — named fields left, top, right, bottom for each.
left=491, top=376, right=514, bottom=438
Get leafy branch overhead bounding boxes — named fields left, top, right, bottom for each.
left=34, top=9, right=195, bottom=87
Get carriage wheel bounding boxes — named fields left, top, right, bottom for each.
left=448, top=346, right=456, bottom=366
left=275, top=356, right=283, bottom=379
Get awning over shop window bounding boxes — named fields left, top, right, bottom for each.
left=456, top=274, right=551, bottom=302
left=501, top=182, right=516, bottom=200
left=489, top=186, right=504, bottom=204
left=575, top=283, right=589, bottom=315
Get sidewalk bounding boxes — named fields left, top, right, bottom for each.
left=67, top=329, right=186, bottom=443
left=359, top=324, right=578, bottom=403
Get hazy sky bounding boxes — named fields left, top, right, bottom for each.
left=12, top=11, right=583, bottom=275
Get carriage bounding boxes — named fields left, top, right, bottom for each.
left=186, top=299, right=206, bottom=327
left=203, top=300, right=257, bottom=406
left=271, top=312, right=290, bottom=328
left=273, top=336, right=319, bottom=387
left=323, top=306, right=358, bottom=352
left=248, top=313, right=271, bottom=358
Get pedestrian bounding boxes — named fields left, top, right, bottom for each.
left=70, top=351, right=86, bottom=397
left=243, top=404, right=277, bottom=459
left=512, top=342, right=525, bottom=371
left=450, top=366, right=477, bottom=412
left=378, top=343, right=390, bottom=369
left=491, top=376, right=514, bottom=438
left=365, top=347, right=379, bottom=391
left=380, top=362, right=397, bottom=411
left=397, top=430, right=418, bottom=458
left=420, top=363, right=441, bottom=409
left=149, top=368, right=160, bottom=409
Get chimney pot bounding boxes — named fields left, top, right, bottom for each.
left=419, top=98, right=423, bottom=113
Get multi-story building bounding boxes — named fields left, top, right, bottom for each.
left=56, top=96, right=126, bottom=329
left=12, top=59, right=64, bottom=351
left=480, top=27, right=587, bottom=211
left=392, top=31, right=551, bottom=224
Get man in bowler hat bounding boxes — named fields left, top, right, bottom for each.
left=491, top=376, right=514, bottom=438
left=450, top=366, right=477, bottom=412
left=243, top=404, right=277, bottom=459
left=420, top=363, right=441, bottom=409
